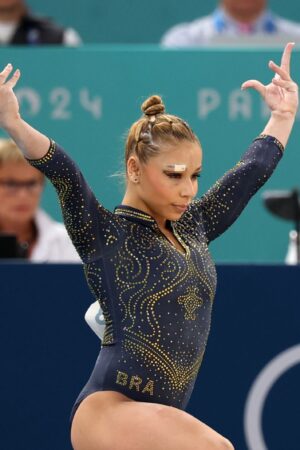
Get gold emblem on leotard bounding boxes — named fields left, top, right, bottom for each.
left=177, top=286, right=203, bottom=320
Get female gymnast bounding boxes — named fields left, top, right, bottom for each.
left=0, top=42, right=297, bottom=450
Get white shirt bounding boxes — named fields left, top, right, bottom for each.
left=161, top=8, right=300, bottom=47
left=285, top=230, right=300, bottom=265
left=63, top=28, right=82, bottom=46
left=30, top=209, right=81, bottom=263
left=0, top=21, right=17, bottom=44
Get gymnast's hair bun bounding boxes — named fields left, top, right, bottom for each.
left=141, top=95, right=165, bottom=116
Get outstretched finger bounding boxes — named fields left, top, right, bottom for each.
left=0, top=63, right=13, bottom=83
left=280, top=42, right=295, bottom=75
left=241, top=80, right=266, bottom=97
left=269, top=60, right=291, bottom=81
left=5, top=69, right=21, bottom=89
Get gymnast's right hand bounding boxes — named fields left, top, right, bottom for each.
left=0, top=63, right=21, bottom=129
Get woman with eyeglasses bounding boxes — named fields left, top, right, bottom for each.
left=0, top=138, right=80, bottom=261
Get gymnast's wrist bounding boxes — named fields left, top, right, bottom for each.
left=2, top=113, right=22, bottom=134
left=270, top=110, right=296, bottom=122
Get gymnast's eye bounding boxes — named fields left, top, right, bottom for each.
left=192, top=173, right=201, bottom=179
left=165, top=172, right=182, bottom=179
left=164, top=172, right=201, bottom=180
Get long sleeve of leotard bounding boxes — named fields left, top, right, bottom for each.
left=187, top=135, right=284, bottom=243
left=28, top=140, right=115, bottom=263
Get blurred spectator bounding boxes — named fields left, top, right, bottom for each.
left=161, top=0, right=300, bottom=47
left=0, top=138, right=80, bottom=262
left=0, top=0, right=81, bottom=45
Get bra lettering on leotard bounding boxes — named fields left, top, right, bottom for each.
left=116, top=370, right=154, bottom=396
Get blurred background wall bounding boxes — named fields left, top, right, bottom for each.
left=1, top=46, right=298, bottom=263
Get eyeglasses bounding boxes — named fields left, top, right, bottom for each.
left=0, top=179, right=43, bottom=195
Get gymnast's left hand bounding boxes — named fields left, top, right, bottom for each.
left=241, top=42, right=299, bottom=118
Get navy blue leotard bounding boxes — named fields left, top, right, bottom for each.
left=28, top=134, right=283, bottom=421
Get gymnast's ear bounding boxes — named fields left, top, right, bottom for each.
left=126, top=155, right=141, bottom=183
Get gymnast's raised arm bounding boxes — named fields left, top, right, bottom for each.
left=187, top=42, right=299, bottom=243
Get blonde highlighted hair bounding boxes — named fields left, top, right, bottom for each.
left=125, top=95, right=200, bottom=166
left=0, top=138, right=27, bottom=166
left=0, top=138, right=44, bottom=181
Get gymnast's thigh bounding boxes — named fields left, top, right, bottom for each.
left=71, top=391, right=234, bottom=450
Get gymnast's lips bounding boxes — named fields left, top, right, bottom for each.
left=172, top=204, right=189, bottom=212
left=14, top=205, right=31, bottom=212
